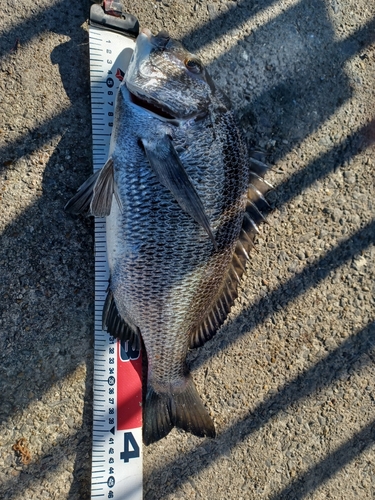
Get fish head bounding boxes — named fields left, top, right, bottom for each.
left=125, top=29, right=217, bottom=120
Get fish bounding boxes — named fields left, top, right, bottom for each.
left=66, top=28, right=272, bottom=445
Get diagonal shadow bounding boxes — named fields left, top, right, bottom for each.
left=181, top=0, right=375, bottom=59
left=0, top=108, right=78, bottom=176
left=0, top=0, right=92, bottom=426
left=1, top=320, right=373, bottom=499
left=214, top=2, right=375, bottom=160
left=190, top=218, right=375, bottom=371
left=0, top=0, right=280, bottom=60
left=145, top=320, right=375, bottom=497
left=2, top=4, right=375, bottom=180
left=0, top=426, right=89, bottom=500
left=180, top=0, right=292, bottom=51
left=0, top=0, right=90, bottom=57
left=1, top=1, right=374, bottom=498
left=275, top=118, right=375, bottom=204
left=0, top=2, right=93, bottom=499
left=1, top=216, right=372, bottom=498
left=270, top=419, right=375, bottom=499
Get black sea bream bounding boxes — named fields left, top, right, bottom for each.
left=66, top=29, right=271, bottom=445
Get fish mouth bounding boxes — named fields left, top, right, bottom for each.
left=128, top=89, right=208, bottom=122
left=126, top=29, right=177, bottom=120
left=128, top=89, right=177, bottom=120
left=126, top=29, right=207, bottom=122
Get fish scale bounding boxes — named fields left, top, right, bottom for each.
left=108, top=88, right=249, bottom=441
left=66, top=29, right=271, bottom=446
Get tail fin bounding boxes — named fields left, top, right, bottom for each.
left=143, top=375, right=216, bottom=445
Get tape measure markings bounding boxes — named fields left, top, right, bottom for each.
left=89, top=24, right=142, bottom=500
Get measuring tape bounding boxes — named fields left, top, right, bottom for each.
left=88, top=5, right=142, bottom=499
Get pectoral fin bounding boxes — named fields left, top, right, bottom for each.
left=142, top=135, right=217, bottom=248
left=65, top=158, right=117, bottom=217
left=90, top=158, right=115, bottom=217
left=65, top=169, right=100, bottom=215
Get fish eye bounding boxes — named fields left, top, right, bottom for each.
left=184, top=58, right=203, bottom=74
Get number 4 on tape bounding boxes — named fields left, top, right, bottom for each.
left=121, top=432, right=140, bottom=463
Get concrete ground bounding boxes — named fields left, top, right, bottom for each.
left=0, top=0, right=374, bottom=498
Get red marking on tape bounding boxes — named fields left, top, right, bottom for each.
left=117, top=340, right=142, bottom=430
left=115, top=68, right=125, bottom=81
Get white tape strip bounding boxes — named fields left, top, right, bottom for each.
left=89, top=25, right=142, bottom=500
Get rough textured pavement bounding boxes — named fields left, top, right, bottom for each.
left=0, top=0, right=374, bottom=498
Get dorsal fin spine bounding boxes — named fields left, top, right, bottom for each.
left=189, top=158, right=272, bottom=349
left=248, top=183, right=270, bottom=206
left=237, top=240, right=250, bottom=260
left=233, top=253, right=246, bottom=272
left=244, top=212, right=260, bottom=234
left=247, top=200, right=266, bottom=222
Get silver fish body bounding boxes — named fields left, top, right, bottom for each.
left=66, top=30, right=271, bottom=444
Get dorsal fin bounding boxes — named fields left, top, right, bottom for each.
left=190, top=158, right=272, bottom=349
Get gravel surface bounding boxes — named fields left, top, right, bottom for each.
left=0, top=1, right=374, bottom=499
